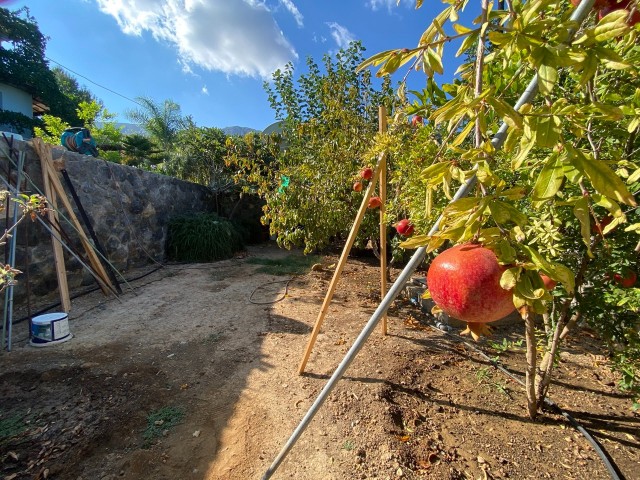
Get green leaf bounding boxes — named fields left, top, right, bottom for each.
left=627, top=168, right=640, bottom=184
left=591, top=193, right=622, bottom=218
left=567, top=146, right=637, bottom=207
left=538, top=64, right=557, bottom=96
left=499, top=186, right=527, bottom=200
left=501, top=267, right=521, bottom=290
left=520, top=245, right=575, bottom=293
left=426, top=48, right=444, bottom=75
left=451, top=120, right=475, bottom=147
left=495, top=239, right=517, bottom=264
left=488, top=200, right=528, bottom=226
left=532, top=154, right=564, bottom=202
left=457, top=30, right=479, bottom=57
left=515, top=274, right=544, bottom=300
left=421, top=162, right=449, bottom=186
left=443, top=196, right=482, bottom=216
left=594, top=10, right=629, bottom=41
left=573, top=197, right=593, bottom=256
left=532, top=114, right=561, bottom=148
left=399, top=234, right=430, bottom=249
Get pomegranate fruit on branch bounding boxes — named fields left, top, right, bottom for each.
left=426, top=243, right=515, bottom=340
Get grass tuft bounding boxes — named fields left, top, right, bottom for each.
left=143, top=406, right=185, bottom=446
left=247, top=254, right=320, bottom=276
left=0, top=413, right=27, bottom=445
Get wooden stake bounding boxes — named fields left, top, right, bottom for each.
left=298, top=154, right=385, bottom=375
left=378, top=106, right=388, bottom=335
left=38, top=146, right=71, bottom=312
left=33, top=139, right=114, bottom=294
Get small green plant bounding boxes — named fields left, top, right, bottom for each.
left=475, top=367, right=492, bottom=383
left=247, top=254, right=320, bottom=276
left=204, top=332, right=223, bottom=344
left=488, top=338, right=524, bottom=354
left=167, top=213, right=244, bottom=262
left=143, top=406, right=185, bottom=446
left=342, top=439, right=355, bottom=451
left=0, top=413, right=27, bottom=445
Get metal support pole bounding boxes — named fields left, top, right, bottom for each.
left=2, top=152, right=24, bottom=351
left=262, top=1, right=595, bottom=477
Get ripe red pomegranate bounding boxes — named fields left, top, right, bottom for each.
left=614, top=270, right=637, bottom=288
left=353, top=181, right=363, bottom=192
left=395, top=219, right=414, bottom=236
left=360, top=167, right=374, bottom=181
left=368, top=196, right=382, bottom=209
left=427, top=243, right=515, bottom=324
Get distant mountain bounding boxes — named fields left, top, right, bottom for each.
left=222, top=126, right=260, bottom=136
left=112, top=122, right=147, bottom=135
left=97, top=122, right=260, bottom=136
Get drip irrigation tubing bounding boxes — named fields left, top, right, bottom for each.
left=421, top=314, right=625, bottom=480
left=249, top=278, right=296, bottom=305
left=7, top=259, right=244, bottom=327
left=9, top=263, right=166, bottom=327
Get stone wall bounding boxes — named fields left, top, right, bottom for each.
left=0, top=139, right=231, bottom=305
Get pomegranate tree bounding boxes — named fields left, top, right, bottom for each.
left=360, top=0, right=640, bottom=416
left=427, top=243, right=515, bottom=339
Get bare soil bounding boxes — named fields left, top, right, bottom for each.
left=1, top=242, right=638, bottom=480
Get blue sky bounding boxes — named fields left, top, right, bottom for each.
left=8, top=0, right=478, bottom=131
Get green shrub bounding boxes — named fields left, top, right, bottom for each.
left=167, top=213, right=244, bottom=262
left=143, top=406, right=185, bottom=446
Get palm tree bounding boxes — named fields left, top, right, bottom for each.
left=126, top=97, right=185, bottom=161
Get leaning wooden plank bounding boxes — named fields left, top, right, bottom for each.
left=378, top=107, right=388, bottom=335
left=33, top=139, right=114, bottom=295
left=35, top=141, right=71, bottom=312
left=298, top=152, right=385, bottom=375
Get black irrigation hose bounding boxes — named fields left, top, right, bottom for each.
left=424, top=320, right=625, bottom=480
left=249, top=278, right=296, bottom=305
left=10, top=264, right=166, bottom=326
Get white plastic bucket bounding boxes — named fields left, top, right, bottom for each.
left=30, top=313, right=72, bottom=347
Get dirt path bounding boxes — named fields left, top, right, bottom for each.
left=1, top=243, right=638, bottom=480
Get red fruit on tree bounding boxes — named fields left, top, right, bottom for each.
left=395, top=219, right=414, bottom=236
left=353, top=181, right=363, bottom=192
left=427, top=244, right=515, bottom=324
left=540, top=273, right=557, bottom=290
left=411, top=115, right=423, bottom=127
left=368, top=196, right=382, bottom=209
left=360, top=167, right=374, bottom=180
left=613, top=270, right=637, bottom=288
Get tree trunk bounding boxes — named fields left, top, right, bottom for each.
left=524, top=308, right=538, bottom=419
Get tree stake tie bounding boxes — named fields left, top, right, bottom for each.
left=261, top=1, right=597, bottom=478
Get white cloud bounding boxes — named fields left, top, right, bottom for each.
left=94, top=0, right=298, bottom=79
left=366, top=0, right=413, bottom=12
left=326, top=22, right=356, bottom=49
left=201, top=85, right=209, bottom=95
left=279, top=0, right=303, bottom=27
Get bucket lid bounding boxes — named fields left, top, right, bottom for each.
left=32, top=312, right=68, bottom=324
